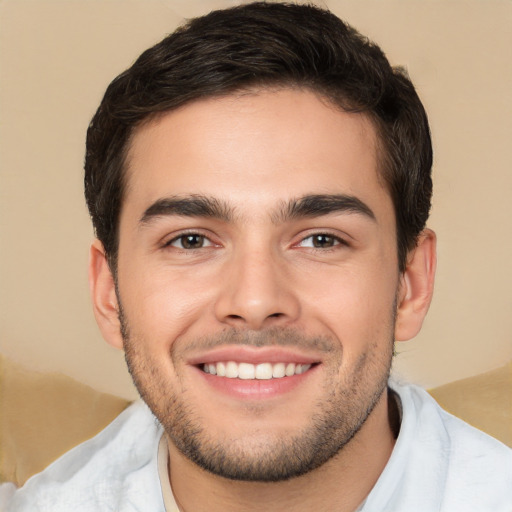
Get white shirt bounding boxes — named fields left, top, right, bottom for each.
left=5, top=382, right=512, bottom=511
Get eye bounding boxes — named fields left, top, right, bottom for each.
left=167, top=233, right=214, bottom=250
left=297, top=233, right=345, bottom=249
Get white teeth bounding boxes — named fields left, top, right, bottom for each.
left=202, top=361, right=313, bottom=379
left=296, top=364, right=312, bottom=375
left=285, top=363, right=295, bottom=377
left=238, top=363, right=255, bottom=380
left=255, top=363, right=273, bottom=380
left=216, top=361, right=226, bottom=377
left=272, top=362, right=286, bottom=378
left=225, top=361, right=239, bottom=378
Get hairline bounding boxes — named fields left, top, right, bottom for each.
left=107, top=83, right=402, bottom=276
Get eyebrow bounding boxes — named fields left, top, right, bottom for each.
left=139, top=193, right=376, bottom=226
left=140, top=195, right=234, bottom=225
left=273, top=194, right=376, bottom=224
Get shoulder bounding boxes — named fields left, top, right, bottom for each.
left=389, top=381, right=512, bottom=511
left=394, top=380, right=510, bottom=452
left=7, top=401, right=165, bottom=512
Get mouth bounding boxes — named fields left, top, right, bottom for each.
left=201, top=361, right=314, bottom=380
left=188, top=346, right=322, bottom=399
left=195, top=360, right=319, bottom=399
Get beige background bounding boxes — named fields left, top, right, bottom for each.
left=0, top=0, right=511, bottom=400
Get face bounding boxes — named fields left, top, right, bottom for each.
left=107, top=89, right=403, bottom=481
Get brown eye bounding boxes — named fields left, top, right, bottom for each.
left=298, top=233, right=341, bottom=249
left=169, top=234, right=211, bottom=249
left=311, top=234, right=336, bottom=248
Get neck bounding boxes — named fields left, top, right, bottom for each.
left=167, top=389, right=398, bottom=512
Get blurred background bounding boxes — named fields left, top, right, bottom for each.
left=1, top=0, right=511, bottom=400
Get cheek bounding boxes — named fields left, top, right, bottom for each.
left=117, top=262, right=221, bottom=348
left=297, top=262, right=398, bottom=343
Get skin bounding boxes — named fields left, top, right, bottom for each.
left=90, top=88, right=436, bottom=511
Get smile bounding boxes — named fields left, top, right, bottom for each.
left=202, top=361, right=313, bottom=379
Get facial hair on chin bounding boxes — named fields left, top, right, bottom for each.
left=117, top=303, right=395, bottom=482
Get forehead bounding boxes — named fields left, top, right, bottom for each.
left=122, top=88, right=390, bottom=222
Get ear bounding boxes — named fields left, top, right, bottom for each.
left=89, top=239, right=124, bottom=350
left=395, top=229, right=437, bottom=342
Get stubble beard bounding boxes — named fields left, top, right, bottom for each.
left=119, top=306, right=395, bottom=483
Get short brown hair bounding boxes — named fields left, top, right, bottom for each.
left=84, top=1, right=432, bottom=273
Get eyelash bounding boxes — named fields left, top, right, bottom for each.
left=164, top=232, right=216, bottom=250
left=295, top=233, right=348, bottom=250
left=163, top=231, right=348, bottom=251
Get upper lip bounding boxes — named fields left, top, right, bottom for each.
left=187, top=346, right=321, bottom=366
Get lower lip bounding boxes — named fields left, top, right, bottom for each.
left=195, top=366, right=318, bottom=400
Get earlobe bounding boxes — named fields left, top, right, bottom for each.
left=395, top=229, right=437, bottom=342
left=89, top=239, right=124, bottom=350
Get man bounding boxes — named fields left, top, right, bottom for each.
left=7, top=2, right=511, bottom=511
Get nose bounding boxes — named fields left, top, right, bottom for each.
left=214, top=245, right=301, bottom=330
